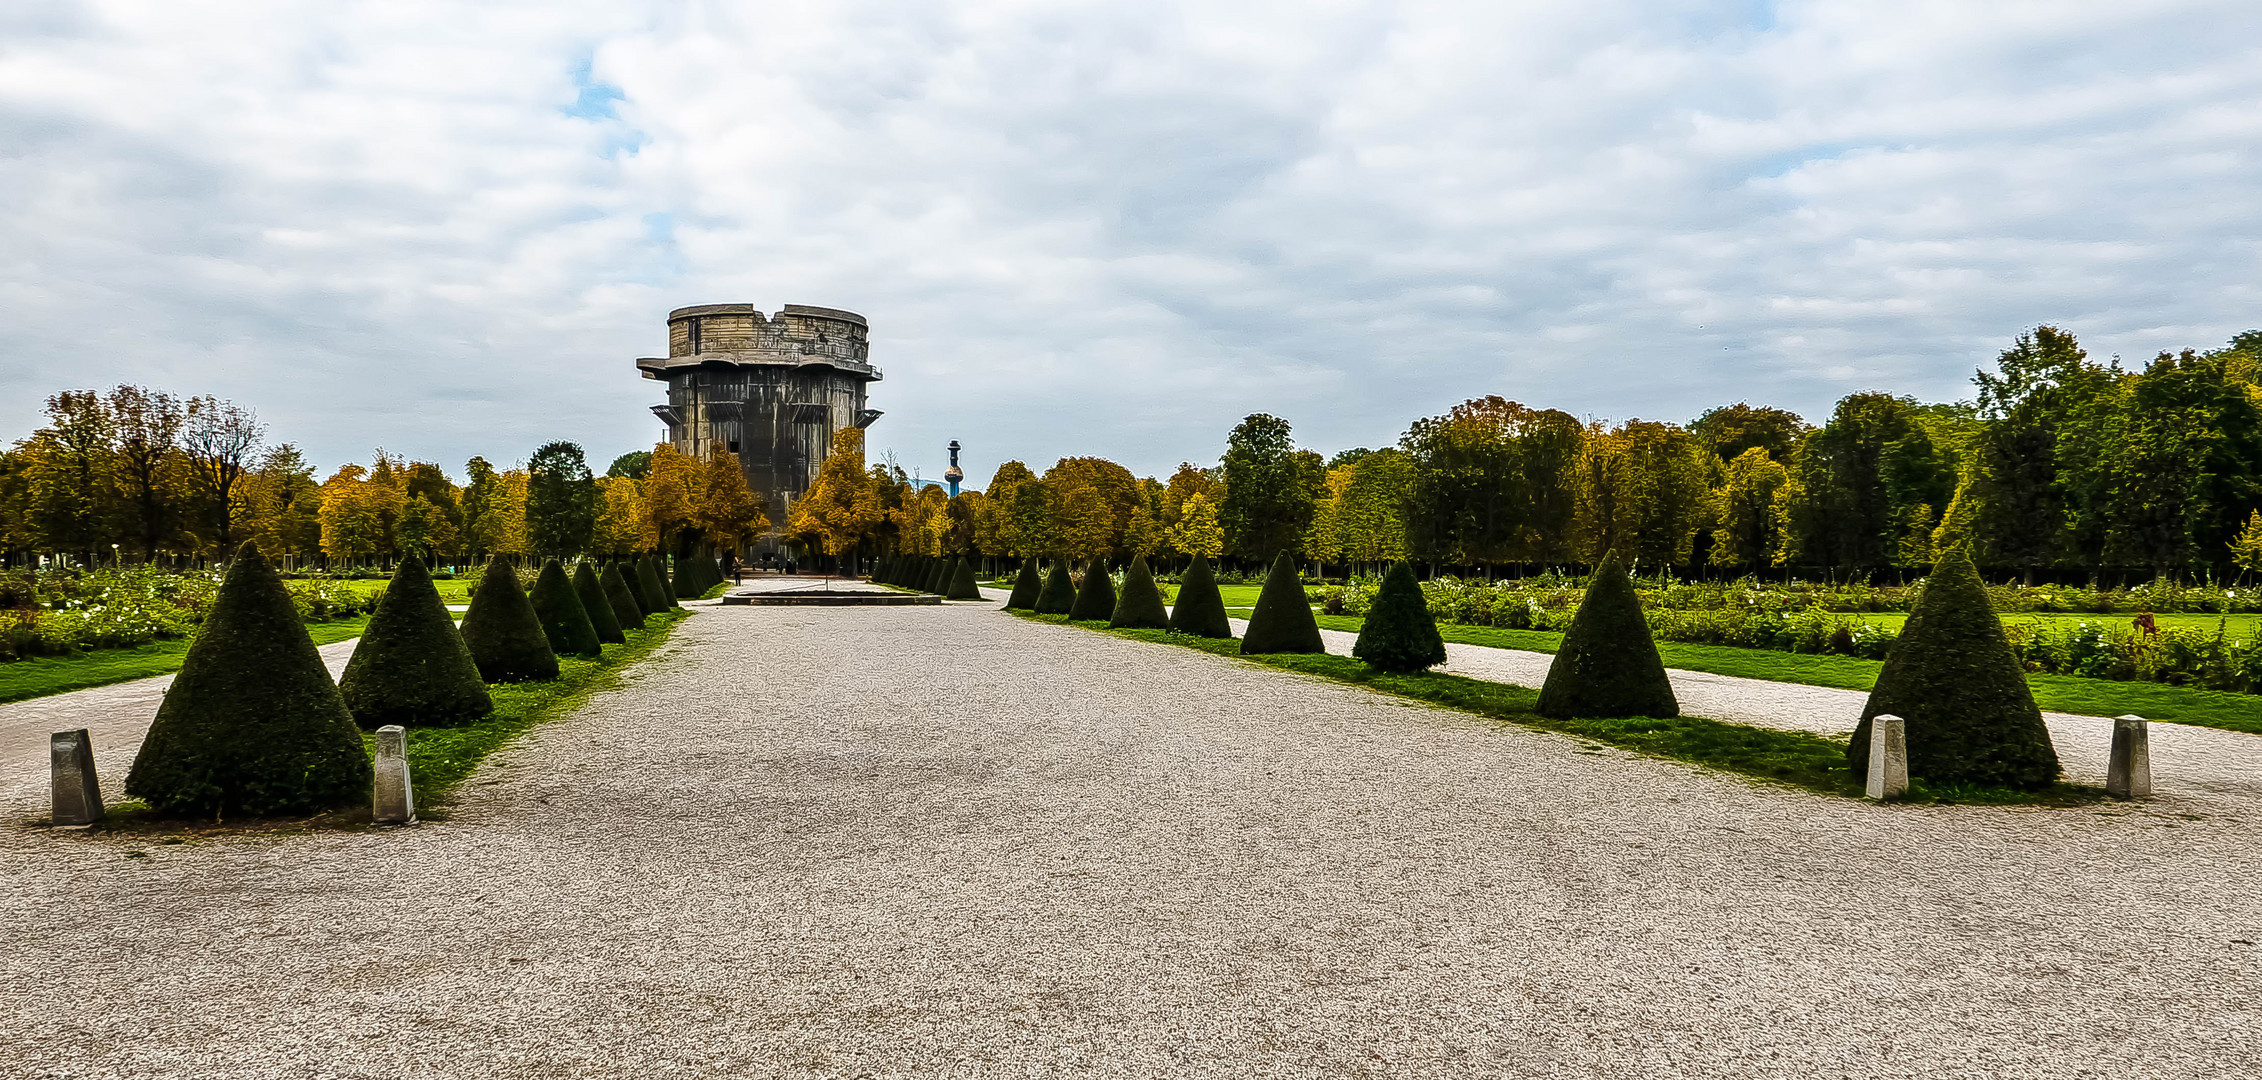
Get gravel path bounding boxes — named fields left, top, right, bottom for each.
left=3, top=602, right=2257, bottom=1078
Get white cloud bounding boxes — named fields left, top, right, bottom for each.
left=3, top=0, right=2258, bottom=486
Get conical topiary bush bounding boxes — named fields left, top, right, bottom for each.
left=1004, top=557, right=1041, bottom=610
left=1535, top=550, right=1677, bottom=718
left=1353, top=562, right=1446, bottom=673
left=601, top=562, right=645, bottom=632
left=929, top=557, right=954, bottom=594
left=574, top=561, right=626, bottom=645
left=530, top=558, right=602, bottom=658
left=124, top=542, right=373, bottom=817
left=1035, top=560, right=1077, bottom=614
left=1110, top=554, right=1171, bottom=629
left=614, top=557, right=654, bottom=614
left=339, top=554, right=493, bottom=730
left=947, top=558, right=984, bottom=600
left=1241, top=551, right=1324, bottom=654
left=1169, top=555, right=1233, bottom=639
left=1069, top=557, right=1116, bottom=621
left=460, top=556, right=560, bottom=683
left=1849, top=546, right=2060, bottom=790
left=639, top=555, right=678, bottom=611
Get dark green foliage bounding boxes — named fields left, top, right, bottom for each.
left=639, top=555, right=678, bottom=610
left=1069, top=558, right=1116, bottom=621
left=947, top=558, right=983, bottom=600
left=574, top=562, right=626, bottom=644
left=1353, top=562, right=1447, bottom=672
left=926, top=557, right=951, bottom=594
left=1240, top=551, right=1324, bottom=654
left=1109, top=555, right=1171, bottom=629
left=619, top=557, right=659, bottom=614
left=674, top=552, right=716, bottom=599
left=1536, top=550, right=1678, bottom=718
left=339, top=555, right=493, bottom=730
left=605, top=449, right=652, bottom=479
left=460, top=557, right=560, bottom=683
left=530, top=559, right=602, bottom=658
left=1849, top=546, right=2061, bottom=789
left=1035, top=561, right=1077, bottom=614
left=124, top=543, right=373, bottom=817
left=527, top=441, right=597, bottom=558
left=1168, top=555, right=1234, bottom=639
left=1004, top=557, right=1041, bottom=610
left=600, top=563, right=645, bottom=631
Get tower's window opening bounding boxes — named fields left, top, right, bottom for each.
left=728, top=440, right=740, bottom=453
left=687, top=318, right=702, bottom=354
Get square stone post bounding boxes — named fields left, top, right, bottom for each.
left=373, top=725, right=416, bottom=825
left=51, top=729, right=104, bottom=826
left=2107, top=715, right=2151, bottom=800
left=1865, top=714, right=1908, bottom=801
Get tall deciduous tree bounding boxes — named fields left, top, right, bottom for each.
left=526, top=441, right=598, bottom=558
left=1220, top=413, right=1313, bottom=563
left=179, top=395, right=265, bottom=555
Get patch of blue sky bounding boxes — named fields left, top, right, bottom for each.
left=561, top=54, right=624, bottom=120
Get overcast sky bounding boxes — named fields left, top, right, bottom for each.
left=4, top=1, right=2258, bottom=488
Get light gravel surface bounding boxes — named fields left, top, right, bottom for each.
left=4, top=601, right=2260, bottom=1078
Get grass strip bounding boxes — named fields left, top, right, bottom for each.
left=389, top=608, right=690, bottom=815
left=0, top=616, right=374, bottom=706
left=1019, top=612, right=2102, bottom=806
left=1311, top=615, right=2262, bottom=736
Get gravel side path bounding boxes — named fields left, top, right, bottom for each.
left=0, top=639, right=359, bottom=818
left=3, top=602, right=2257, bottom=1078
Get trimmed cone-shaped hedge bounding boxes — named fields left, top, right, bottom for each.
left=530, top=559, right=602, bottom=658
left=640, top=555, right=679, bottom=610
left=1849, top=546, right=2060, bottom=789
left=1354, top=562, right=1447, bottom=672
left=1110, top=555, right=1171, bottom=629
left=339, top=554, right=493, bottom=729
left=1536, top=550, right=1678, bottom=718
left=674, top=553, right=715, bottom=599
left=601, top=563, right=646, bottom=631
left=460, top=556, right=560, bottom=683
left=1069, top=558, right=1116, bottom=621
left=1004, top=557, right=1041, bottom=610
left=1240, top=551, right=1324, bottom=654
left=125, top=542, right=373, bottom=817
left=1035, top=561, right=1077, bottom=614
left=574, top=562, right=626, bottom=645
left=614, top=558, right=655, bottom=614
left=1169, top=556, right=1233, bottom=639
left=947, top=559, right=984, bottom=600
left=927, top=557, right=952, bottom=594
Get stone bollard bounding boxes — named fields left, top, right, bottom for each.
left=372, top=725, right=416, bottom=825
left=1865, top=714, right=1909, bottom=801
left=51, top=729, right=104, bottom=826
left=2107, top=715, right=2152, bottom=800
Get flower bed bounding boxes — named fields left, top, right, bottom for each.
left=0, top=567, right=375, bottom=660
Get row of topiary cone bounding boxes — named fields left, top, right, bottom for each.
left=672, top=551, right=728, bottom=599
left=1001, top=544, right=2057, bottom=791
left=998, top=551, right=1448, bottom=671
left=874, top=553, right=983, bottom=600
left=121, top=543, right=690, bottom=819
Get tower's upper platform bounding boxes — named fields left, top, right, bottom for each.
left=636, top=303, right=880, bottom=381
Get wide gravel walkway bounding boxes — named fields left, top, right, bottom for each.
left=3, top=602, right=2259, bottom=1078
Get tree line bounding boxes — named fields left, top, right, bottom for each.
left=784, top=326, right=2262, bottom=582
left=0, top=385, right=766, bottom=567
left=10, top=324, right=2260, bottom=579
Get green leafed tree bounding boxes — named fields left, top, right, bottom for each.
left=527, top=441, right=598, bottom=559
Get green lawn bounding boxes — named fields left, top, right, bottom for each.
left=0, top=616, right=377, bottom=706
left=335, top=577, right=477, bottom=603
left=1016, top=612, right=2100, bottom=806
left=1310, top=615, right=2262, bottom=735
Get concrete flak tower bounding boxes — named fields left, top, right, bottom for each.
left=637, top=303, right=882, bottom=554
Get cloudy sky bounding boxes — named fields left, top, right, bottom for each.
left=4, top=1, right=2258, bottom=488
